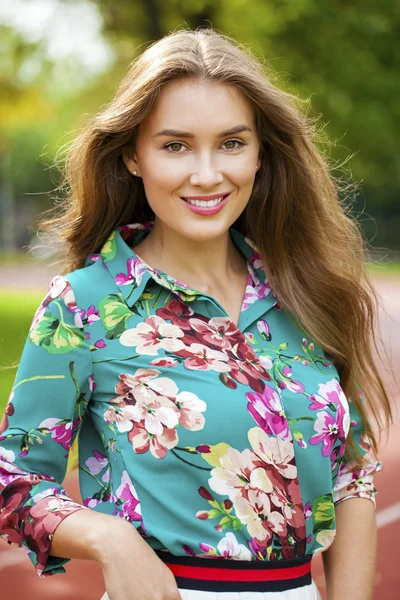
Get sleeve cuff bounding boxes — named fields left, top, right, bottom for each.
left=22, top=494, right=88, bottom=578
left=333, top=457, right=383, bottom=507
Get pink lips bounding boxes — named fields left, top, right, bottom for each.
left=182, top=193, right=230, bottom=216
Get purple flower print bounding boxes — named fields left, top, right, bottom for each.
left=115, top=257, right=146, bottom=287
left=309, top=404, right=347, bottom=457
left=304, top=501, right=312, bottom=520
left=94, top=339, right=106, bottom=349
left=76, top=305, right=100, bottom=325
left=257, top=320, right=271, bottom=341
left=86, top=450, right=109, bottom=477
left=246, top=385, right=290, bottom=439
left=88, top=375, right=96, bottom=391
left=114, top=470, right=142, bottom=522
left=242, top=279, right=272, bottom=311
left=39, top=418, right=75, bottom=451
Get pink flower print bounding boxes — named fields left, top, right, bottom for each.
left=156, top=298, right=194, bottom=329
left=104, top=405, right=138, bottom=432
left=246, top=244, right=263, bottom=270
left=23, top=496, right=85, bottom=571
left=108, top=369, right=207, bottom=457
left=246, top=385, right=291, bottom=439
left=304, top=501, right=312, bottom=520
left=175, top=391, right=207, bottom=431
left=128, top=393, right=180, bottom=436
left=114, top=470, right=142, bottom=522
left=82, top=305, right=101, bottom=324
left=0, top=448, right=42, bottom=487
left=128, top=422, right=178, bottom=459
left=115, top=257, right=146, bottom=287
left=249, top=537, right=268, bottom=560
left=285, top=379, right=305, bottom=394
left=309, top=411, right=342, bottom=456
left=94, top=339, right=106, bottom=349
left=244, top=332, right=256, bottom=345
left=189, top=317, right=239, bottom=350
left=309, top=379, right=350, bottom=422
left=257, top=320, right=271, bottom=341
left=200, top=532, right=252, bottom=560
left=149, top=357, right=178, bottom=368
left=234, top=489, right=287, bottom=545
left=242, top=281, right=268, bottom=310
left=59, top=281, right=78, bottom=313
left=178, top=343, right=230, bottom=372
left=85, top=450, right=109, bottom=476
left=228, top=343, right=267, bottom=387
left=120, top=315, right=185, bottom=355
left=248, top=427, right=297, bottom=479
left=39, top=418, right=74, bottom=451
left=259, top=355, right=272, bottom=371
left=117, top=369, right=179, bottom=405
left=270, top=479, right=305, bottom=530
left=209, top=447, right=269, bottom=500
left=88, top=375, right=96, bottom=391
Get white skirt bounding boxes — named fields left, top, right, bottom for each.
left=101, top=579, right=322, bottom=599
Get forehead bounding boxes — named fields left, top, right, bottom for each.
left=141, top=78, right=256, bottom=133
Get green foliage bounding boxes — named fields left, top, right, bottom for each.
left=0, top=292, right=44, bottom=413
left=1, top=1, right=399, bottom=248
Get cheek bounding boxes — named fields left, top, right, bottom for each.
left=228, top=167, right=257, bottom=194
left=141, top=163, right=184, bottom=194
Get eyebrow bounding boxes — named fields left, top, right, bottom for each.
left=152, top=125, right=253, bottom=138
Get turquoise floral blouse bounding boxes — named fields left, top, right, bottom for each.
left=0, top=222, right=382, bottom=578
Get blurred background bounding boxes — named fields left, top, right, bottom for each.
left=0, top=0, right=398, bottom=598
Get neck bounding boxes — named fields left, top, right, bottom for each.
left=133, top=219, right=247, bottom=288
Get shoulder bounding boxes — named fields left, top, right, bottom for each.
left=58, top=255, right=116, bottom=308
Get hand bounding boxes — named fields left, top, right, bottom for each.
left=97, top=519, right=182, bottom=600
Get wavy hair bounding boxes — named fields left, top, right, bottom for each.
left=33, top=26, right=393, bottom=466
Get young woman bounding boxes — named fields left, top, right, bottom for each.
left=0, top=27, right=393, bottom=600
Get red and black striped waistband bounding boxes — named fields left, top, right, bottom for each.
left=155, top=551, right=313, bottom=593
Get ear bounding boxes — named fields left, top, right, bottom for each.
left=122, top=151, right=140, bottom=176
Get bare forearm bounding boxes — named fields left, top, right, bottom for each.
left=50, top=507, right=137, bottom=564
left=322, top=497, right=377, bottom=600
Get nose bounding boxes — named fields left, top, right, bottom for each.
left=189, top=153, right=224, bottom=188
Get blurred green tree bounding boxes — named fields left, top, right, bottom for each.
left=0, top=0, right=398, bottom=251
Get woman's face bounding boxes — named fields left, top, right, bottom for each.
left=123, top=78, right=261, bottom=242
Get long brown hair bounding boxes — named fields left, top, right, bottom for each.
left=33, top=26, right=393, bottom=465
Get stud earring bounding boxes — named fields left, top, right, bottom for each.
left=133, top=170, right=138, bottom=176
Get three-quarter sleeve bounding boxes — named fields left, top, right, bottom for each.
left=333, top=387, right=382, bottom=507
left=0, top=275, right=93, bottom=577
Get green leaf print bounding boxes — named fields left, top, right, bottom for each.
left=29, top=308, right=85, bottom=354
left=98, top=293, right=136, bottom=340
left=100, top=230, right=117, bottom=261
left=311, top=494, right=335, bottom=534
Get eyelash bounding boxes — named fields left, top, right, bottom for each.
left=162, top=139, right=246, bottom=154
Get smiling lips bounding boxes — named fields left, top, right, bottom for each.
left=181, top=192, right=230, bottom=215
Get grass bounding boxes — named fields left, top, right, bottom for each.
left=0, top=292, right=45, bottom=411
left=367, top=261, right=400, bottom=275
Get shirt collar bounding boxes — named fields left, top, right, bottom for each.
left=85, top=221, right=278, bottom=312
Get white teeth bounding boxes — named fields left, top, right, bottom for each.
left=184, top=195, right=226, bottom=207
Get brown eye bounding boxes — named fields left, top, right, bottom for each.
left=222, top=139, right=244, bottom=151
left=164, top=142, right=185, bottom=153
